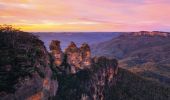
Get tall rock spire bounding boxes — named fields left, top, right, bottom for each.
left=50, top=40, right=92, bottom=74
left=65, top=42, right=82, bottom=73
left=80, top=43, right=91, bottom=68
left=49, top=40, right=63, bottom=66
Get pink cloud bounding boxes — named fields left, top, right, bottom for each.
left=0, top=0, right=170, bottom=31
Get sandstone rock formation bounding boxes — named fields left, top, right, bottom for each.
left=64, top=42, right=82, bottom=73
left=55, top=56, right=119, bottom=100
left=80, top=43, right=91, bottom=68
left=49, top=40, right=63, bottom=67
left=49, top=41, right=92, bottom=74
left=58, top=41, right=92, bottom=74
left=0, top=26, right=58, bottom=100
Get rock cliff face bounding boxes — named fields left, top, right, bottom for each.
left=0, top=26, right=58, bottom=100
left=55, top=56, right=118, bottom=100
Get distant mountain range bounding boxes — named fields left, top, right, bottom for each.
left=33, top=32, right=120, bottom=50
left=91, top=31, right=170, bottom=85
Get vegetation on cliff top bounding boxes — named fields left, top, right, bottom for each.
left=106, top=68, right=170, bottom=100
left=0, top=25, right=47, bottom=93
left=54, top=67, right=170, bottom=100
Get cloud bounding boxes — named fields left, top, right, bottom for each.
left=0, top=2, right=35, bottom=9
left=0, top=0, right=170, bottom=31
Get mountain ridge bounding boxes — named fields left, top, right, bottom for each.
left=91, top=31, right=170, bottom=85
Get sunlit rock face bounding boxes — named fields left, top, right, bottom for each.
left=80, top=43, right=91, bottom=68
left=49, top=40, right=92, bottom=74
left=65, top=42, right=82, bottom=73
left=63, top=42, right=92, bottom=74
left=49, top=40, right=63, bottom=67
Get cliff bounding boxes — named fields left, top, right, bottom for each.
left=54, top=56, right=118, bottom=100
left=0, top=26, right=58, bottom=100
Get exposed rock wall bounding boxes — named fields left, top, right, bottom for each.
left=55, top=56, right=118, bottom=100
left=0, top=27, right=58, bottom=100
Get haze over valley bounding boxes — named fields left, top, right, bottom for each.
left=34, top=32, right=120, bottom=50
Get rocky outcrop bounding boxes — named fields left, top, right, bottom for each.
left=65, top=42, right=83, bottom=73
left=55, top=56, right=118, bottom=100
left=80, top=43, right=91, bottom=68
left=49, top=40, right=119, bottom=100
left=50, top=41, right=92, bottom=74
left=49, top=40, right=63, bottom=67
left=0, top=26, right=58, bottom=100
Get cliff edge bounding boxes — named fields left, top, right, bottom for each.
left=0, top=26, right=58, bottom=100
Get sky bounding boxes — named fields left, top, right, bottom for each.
left=0, top=0, right=170, bottom=32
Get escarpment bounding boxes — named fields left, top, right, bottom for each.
left=0, top=27, right=58, bottom=100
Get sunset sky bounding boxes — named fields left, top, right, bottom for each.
left=0, top=0, right=170, bottom=32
